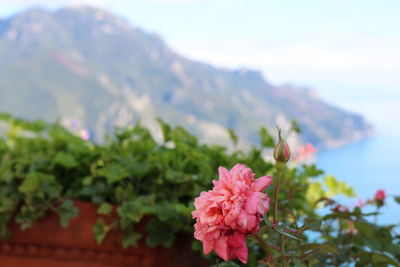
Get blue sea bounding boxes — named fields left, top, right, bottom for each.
left=315, top=98, right=400, bottom=225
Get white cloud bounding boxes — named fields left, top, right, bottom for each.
left=170, top=34, right=400, bottom=89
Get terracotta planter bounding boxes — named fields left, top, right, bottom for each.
left=0, top=201, right=208, bottom=267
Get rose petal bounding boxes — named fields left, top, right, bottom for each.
left=203, top=239, right=213, bottom=254
left=244, top=192, right=260, bottom=214
left=227, top=232, right=245, bottom=248
left=218, top=166, right=231, bottom=187
left=251, top=175, right=272, bottom=192
left=237, top=210, right=257, bottom=231
left=257, top=194, right=270, bottom=215
left=230, top=164, right=246, bottom=182
left=234, top=242, right=248, bottom=263
left=214, top=235, right=229, bottom=261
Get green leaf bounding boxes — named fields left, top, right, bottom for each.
left=19, top=172, right=61, bottom=199
left=122, top=231, right=142, bottom=248
left=214, top=262, right=241, bottom=267
left=114, top=184, right=134, bottom=203
left=263, top=217, right=303, bottom=241
left=15, top=205, right=44, bottom=230
left=263, top=215, right=272, bottom=226
left=306, top=181, right=325, bottom=204
left=354, top=221, right=374, bottom=237
left=274, top=225, right=303, bottom=241
left=259, top=127, right=275, bottom=148
left=146, top=219, right=175, bottom=248
left=300, top=243, right=339, bottom=255
left=0, top=198, right=16, bottom=213
left=99, top=163, right=129, bottom=184
left=157, top=118, right=171, bottom=142
left=372, top=253, right=400, bottom=267
left=0, top=162, right=14, bottom=183
left=82, top=176, right=93, bottom=186
left=323, top=212, right=351, bottom=221
left=53, top=152, right=78, bottom=168
left=93, top=218, right=108, bottom=244
left=290, top=119, right=302, bottom=134
left=227, top=128, right=238, bottom=146
left=154, top=204, right=174, bottom=221
left=302, top=164, right=324, bottom=177
left=117, top=200, right=145, bottom=230
left=171, top=126, right=197, bottom=146
left=324, top=175, right=355, bottom=197
left=394, top=196, right=400, bottom=204
left=57, top=200, right=79, bottom=228
left=292, top=258, right=307, bottom=267
left=19, top=172, right=54, bottom=194
left=307, top=220, right=322, bottom=231
left=97, top=203, right=113, bottom=215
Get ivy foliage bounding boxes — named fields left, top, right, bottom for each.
left=0, top=114, right=276, bottom=247
left=0, top=114, right=398, bottom=267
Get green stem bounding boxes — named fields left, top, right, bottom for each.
left=281, top=235, right=287, bottom=266
left=338, top=218, right=342, bottom=239
left=273, top=163, right=284, bottom=224
left=273, top=162, right=287, bottom=266
left=374, top=206, right=380, bottom=225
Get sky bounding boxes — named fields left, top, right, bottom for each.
left=1, top=0, right=400, bottom=128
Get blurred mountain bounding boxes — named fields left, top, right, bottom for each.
left=0, top=6, right=373, bottom=147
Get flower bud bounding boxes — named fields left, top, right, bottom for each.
left=345, top=221, right=358, bottom=236
left=374, top=189, right=386, bottom=207
left=273, top=127, right=290, bottom=163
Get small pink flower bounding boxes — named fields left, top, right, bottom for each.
left=374, top=190, right=386, bottom=202
left=79, top=129, right=90, bottom=141
left=304, top=143, right=317, bottom=154
left=192, top=164, right=272, bottom=263
left=357, top=199, right=366, bottom=208
left=293, top=143, right=317, bottom=163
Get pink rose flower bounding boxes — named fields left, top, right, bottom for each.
left=192, top=164, right=272, bottom=263
left=375, top=189, right=386, bottom=202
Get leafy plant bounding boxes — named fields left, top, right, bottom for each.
left=0, top=114, right=398, bottom=267
left=0, top=114, right=274, bottom=248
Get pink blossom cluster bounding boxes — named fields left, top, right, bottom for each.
left=293, top=143, right=317, bottom=163
left=356, top=190, right=386, bottom=209
left=192, top=164, right=272, bottom=263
